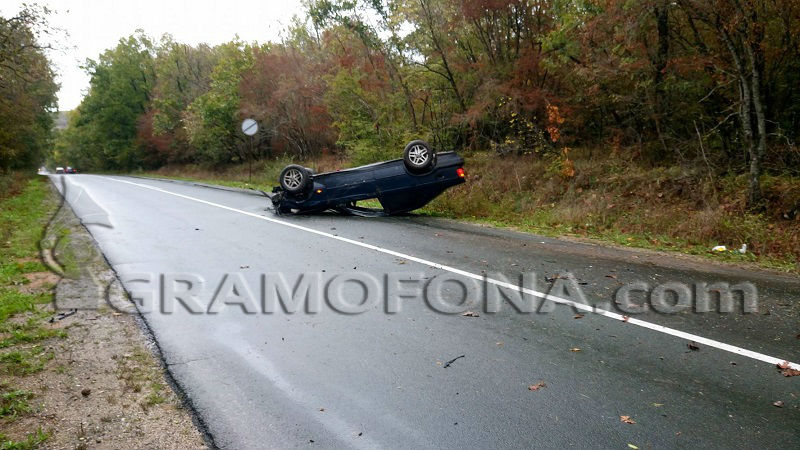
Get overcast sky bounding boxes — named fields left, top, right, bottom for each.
left=1, top=0, right=306, bottom=111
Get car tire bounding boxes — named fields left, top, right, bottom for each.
left=403, top=140, right=435, bottom=173
left=279, top=164, right=311, bottom=194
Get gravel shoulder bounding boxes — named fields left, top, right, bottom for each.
left=1, top=179, right=207, bottom=449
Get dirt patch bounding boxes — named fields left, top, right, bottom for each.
left=18, top=272, right=60, bottom=294
left=3, top=304, right=207, bottom=450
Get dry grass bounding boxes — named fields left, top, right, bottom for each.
left=143, top=148, right=800, bottom=272
left=423, top=149, right=799, bottom=271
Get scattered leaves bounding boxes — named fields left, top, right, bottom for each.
left=528, top=381, right=546, bottom=391
left=777, top=361, right=800, bottom=377
left=687, top=342, right=700, bottom=351
left=461, top=311, right=479, bottom=317
left=574, top=314, right=584, bottom=319
left=620, top=415, right=636, bottom=424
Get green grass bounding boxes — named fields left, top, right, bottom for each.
left=0, top=429, right=49, bottom=450
left=143, top=382, right=167, bottom=408
left=0, top=347, right=54, bottom=376
left=0, top=316, right=66, bottom=349
left=418, top=204, right=796, bottom=272
left=0, top=175, right=62, bottom=441
left=0, top=388, right=33, bottom=419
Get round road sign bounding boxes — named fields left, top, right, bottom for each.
left=241, top=118, right=258, bottom=136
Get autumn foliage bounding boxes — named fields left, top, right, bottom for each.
left=52, top=0, right=799, bottom=209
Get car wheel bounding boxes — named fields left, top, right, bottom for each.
left=403, top=140, right=435, bottom=173
left=279, top=164, right=311, bottom=194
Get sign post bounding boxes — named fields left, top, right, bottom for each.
left=241, top=118, right=258, bottom=183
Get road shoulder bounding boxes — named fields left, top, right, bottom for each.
left=0, top=177, right=207, bottom=449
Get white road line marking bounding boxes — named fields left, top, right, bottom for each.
left=100, top=175, right=800, bottom=371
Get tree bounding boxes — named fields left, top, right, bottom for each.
left=678, top=0, right=800, bottom=207
left=240, top=42, right=336, bottom=159
left=0, top=4, right=58, bottom=172
left=184, top=40, right=255, bottom=164
left=143, top=37, right=220, bottom=164
left=60, top=32, right=155, bottom=171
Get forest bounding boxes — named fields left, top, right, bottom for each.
left=0, top=5, right=58, bottom=174
left=48, top=0, right=797, bottom=206
left=3, top=1, right=799, bottom=267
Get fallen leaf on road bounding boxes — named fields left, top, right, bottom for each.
left=545, top=274, right=569, bottom=283
left=620, top=415, right=636, bottom=424
left=622, top=315, right=630, bottom=322
left=605, top=274, right=618, bottom=280
left=570, top=348, right=581, bottom=352
left=461, top=311, right=479, bottom=317
left=652, top=403, right=664, bottom=407
left=628, top=444, right=639, bottom=449
left=773, top=401, right=784, bottom=408
left=574, top=314, right=584, bottom=319
left=240, top=265, right=250, bottom=269
left=528, top=381, right=546, bottom=391
left=318, top=408, right=325, bottom=412
left=687, top=342, right=700, bottom=351
left=777, top=361, right=800, bottom=377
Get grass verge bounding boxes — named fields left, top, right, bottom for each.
left=0, top=174, right=59, bottom=448
left=142, top=150, right=800, bottom=273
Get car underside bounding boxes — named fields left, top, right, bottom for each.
left=270, top=141, right=465, bottom=215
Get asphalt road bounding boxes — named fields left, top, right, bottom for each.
left=53, top=174, right=799, bottom=449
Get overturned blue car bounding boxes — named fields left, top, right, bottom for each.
left=271, top=140, right=466, bottom=215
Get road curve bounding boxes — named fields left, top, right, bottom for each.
left=53, top=174, right=799, bottom=449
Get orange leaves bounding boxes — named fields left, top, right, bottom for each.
left=777, top=361, right=800, bottom=377
left=560, top=148, right=575, bottom=179
left=528, top=381, right=546, bottom=391
left=620, top=415, right=636, bottom=424
left=546, top=104, right=565, bottom=144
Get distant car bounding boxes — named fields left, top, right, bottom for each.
left=65, top=167, right=77, bottom=174
left=55, top=167, right=65, bottom=174
left=271, top=140, right=465, bottom=215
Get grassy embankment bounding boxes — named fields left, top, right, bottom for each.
left=144, top=149, right=800, bottom=273
left=0, top=174, right=60, bottom=449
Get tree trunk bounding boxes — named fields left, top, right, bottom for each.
left=652, top=0, right=670, bottom=157
left=745, top=41, right=766, bottom=208
left=721, top=28, right=762, bottom=208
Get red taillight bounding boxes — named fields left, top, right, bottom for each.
left=456, top=167, right=466, bottom=178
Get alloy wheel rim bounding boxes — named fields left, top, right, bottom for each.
left=283, top=168, right=303, bottom=189
left=408, top=145, right=429, bottom=166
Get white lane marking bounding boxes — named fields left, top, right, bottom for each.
left=100, top=175, right=800, bottom=371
